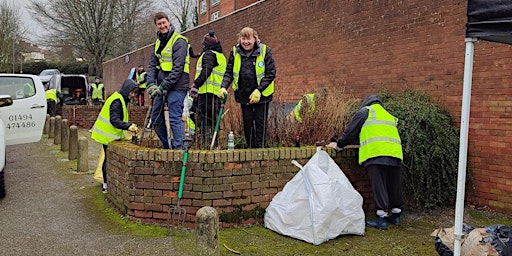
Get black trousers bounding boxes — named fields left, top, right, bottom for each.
left=101, top=144, right=108, bottom=183
left=47, top=100, right=56, bottom=117
left=241, top=102, right=269, bottom=148
left=366, top=164, right=403, bottom=213
left=193, top=93, right=221, bottom=148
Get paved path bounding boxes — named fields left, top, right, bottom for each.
left=0, top=134, right=179, bottom=256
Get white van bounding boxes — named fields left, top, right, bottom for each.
left=0, top=74, right=47, bottom=198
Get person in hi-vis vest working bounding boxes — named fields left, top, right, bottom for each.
left=91, top=80, right=140, bottom=193
left=327, top=94, right=404, bottom=230
left=146, top=12, right=190, bottom=150
left=90, top=77, right=105, bottom=105
left=189, top=30, right=226, bottom=148
left=217, top=27, right=276, bottom=149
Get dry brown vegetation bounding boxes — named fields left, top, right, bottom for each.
left=207, top=87, right=359, bottom=149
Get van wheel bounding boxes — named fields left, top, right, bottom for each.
left=0, top=170, right=5, bottom=199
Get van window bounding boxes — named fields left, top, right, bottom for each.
left=0, top=77, right=36, bottom=100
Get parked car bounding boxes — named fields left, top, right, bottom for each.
left=0, top=74, right=47, bottom=198
left=38, top=69, right=60, bottom=86
left=47, top=74, right=90, bottom=105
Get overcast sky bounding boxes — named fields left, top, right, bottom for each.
left=15, top=0, right=46, bottom=43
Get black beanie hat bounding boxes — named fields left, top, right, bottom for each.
left=202, top=30, right=219, bottom=47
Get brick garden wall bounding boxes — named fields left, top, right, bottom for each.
left=103, top=0, right=512, bottom=214
left=105, top=141, right=369, bottom=228
left=60, top=105, right=149, bottom=129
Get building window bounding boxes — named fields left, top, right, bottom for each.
left=211, top=0, right=220, bottom=7
left=200, top=0, right=206, bottom=14
left=211, top=11, right=219, bottom=20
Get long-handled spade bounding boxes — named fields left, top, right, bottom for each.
left=163, top=92, right=173, bottom=148
left=209, top=92, right=227, bottom=150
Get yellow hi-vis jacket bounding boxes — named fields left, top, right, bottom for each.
left=136, top=72, right=147, bottom=89
left=45, top=89, right=58, bottom=102
left=154, top=33, right=190, bottom=73
left=358, top=104, right=403, bottom=165
left=232, top=44, right=274, bottom=97
left=195, top=51, right=226, bottom=95
left=293, top=93, right=315, bottom=123
left=91, top=92, right=128, bottom=145
left=91, top=83, right=104, bottom=100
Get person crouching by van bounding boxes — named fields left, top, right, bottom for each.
left=91, top=79, right=140, bottom=193
left=45, top=85, right=61, bottom=117
left=90, top=77, right=105, bottom=105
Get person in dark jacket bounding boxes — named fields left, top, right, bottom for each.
left=217, top=27, right=276, bottom=148
left=91, top=79, right=140, bottom=193
left=189, top=30, right=226, bottom=148
left=146, top=12, right=190, bottom=150
left=135, top=65, right=147, bottom=106
left=327, top=95, right=403, bottom=230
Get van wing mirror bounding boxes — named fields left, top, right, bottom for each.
left=0, top=95, right=14, bottom=108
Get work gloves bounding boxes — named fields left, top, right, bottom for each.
left=128, top=123, right=140, bottom=134
left=217, top=88, right=228, bottom=100
left=147, top=84, right=164, bottom=99
left=189, top=84, right=198, bottom=98
left=326, top=142, right=342, bottom=152
left=249, top=89, right=261, bottom=104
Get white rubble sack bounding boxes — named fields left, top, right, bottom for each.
left=264, top=147, right=365, bottom=245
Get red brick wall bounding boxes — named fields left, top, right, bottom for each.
left=60, top=105, right=149, bottom=129
left=104, top=0, right=512, bottom=214
left=106, top=142, right=370, bottom=228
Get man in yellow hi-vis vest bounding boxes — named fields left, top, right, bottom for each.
left=45, top=87, right=60, bottom=117
left=90, top=77, right=105, bottom=105
left=189, top=30, right=226, bottom=148
left=91, top=79, right=140, bottom=193
left=327, top=95, right=403, bottom=230
left=217, top=27, right=276, bottom=149
left=135, top=65, right=147, bottom=106
left=146, top=12, right=190, bottom=150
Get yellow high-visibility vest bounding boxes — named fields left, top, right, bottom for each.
left=293, top=93, right=315, bottom=123
left=358, top=104, right=403, bottom=164
left=91, top=83, right=104, bottom=100
left=136, top=72, right=147, bottom=89
left=195, top=51, right=226, bottom=95
left=91, top=92, right=128, bottom=145
left=231, top=44, right=274, bottom=97
left=45, top=89, right=58, bottom=102
left=154, top=33, right=190, bottom=73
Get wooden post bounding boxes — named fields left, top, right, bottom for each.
left=54, top=115, right=62, bottom=145
left=49, top=117, right=55, bottom=139
left=69, top=125, right=78, bottom=160
left=61, top=119, right=69, bottom=152
left=77, top=136, right=88, bottom=172
left=44, top=114, right=50, bottom=134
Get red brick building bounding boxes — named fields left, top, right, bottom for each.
left=104, top=0, right=512, bottom=214
left=197, top=0, right=260, bottom=25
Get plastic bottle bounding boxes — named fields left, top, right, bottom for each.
left=227, top=131, right=235, bottom=150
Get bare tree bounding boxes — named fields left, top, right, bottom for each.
left=28, top=0, right=155, bottom=76
left=164, top=0, right=198, bottom=32
left=0, top=1, right=23, bottom=73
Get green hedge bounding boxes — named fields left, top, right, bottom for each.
left=381, top=89, right=463, bottom=209
left=12, top=61, right=89, bottom=75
